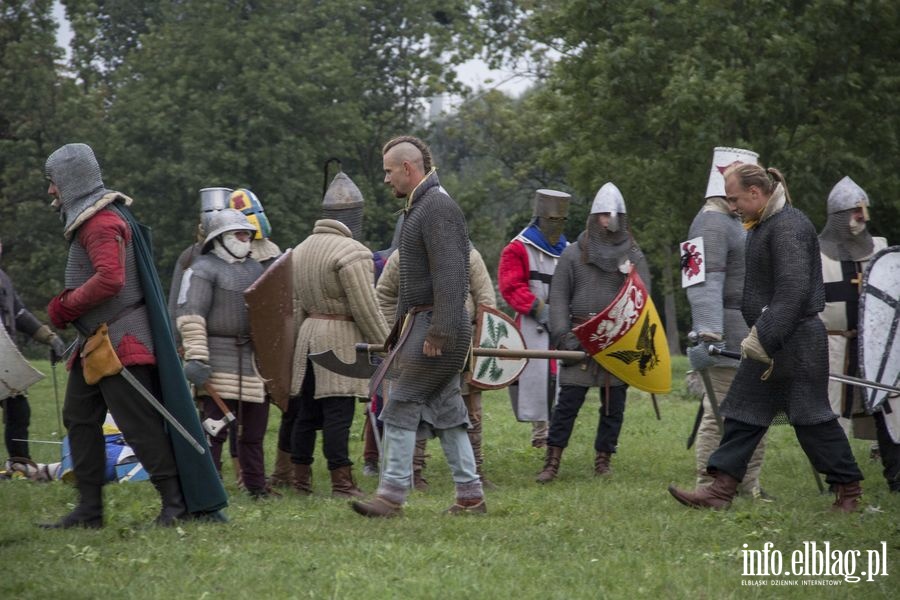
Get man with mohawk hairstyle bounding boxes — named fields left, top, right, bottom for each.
left=352, top=135, right=484, bottom=517
left=288, top=171, right=389, bottom=499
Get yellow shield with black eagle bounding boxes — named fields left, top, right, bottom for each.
left=572, top=269, right=671, bottom=393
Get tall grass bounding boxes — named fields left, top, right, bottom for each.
left=1, top=357, right=895, bottom=599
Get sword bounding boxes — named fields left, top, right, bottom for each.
left=49, top=350, right=63, bottom=436
left=687, top=332, right=724, bottom=437
left=118, top=367, right=206, bottom=454
left=709, top=346, right=900, bottom=395
left=72, top=323, right=205, bottom=455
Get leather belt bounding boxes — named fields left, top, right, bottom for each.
left=308, top=313, right=355, bottom=322
left=571, top=315, right=593, bottom=326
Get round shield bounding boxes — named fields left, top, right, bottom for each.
left=470, top=305, right=528, bottom=390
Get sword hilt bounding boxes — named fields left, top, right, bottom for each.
left=708, top=345, right=740, bottom=360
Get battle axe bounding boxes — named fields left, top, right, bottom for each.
left=310, top=345, right=588, bottom=379
left=201, top=382, right=236, bottom=437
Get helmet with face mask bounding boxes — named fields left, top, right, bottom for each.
left=533, top=189, right=570, bottom=245
left=819, top=176, right=874, bottom=261
left=229, top=188, right=271, bottom=240
left=202, top=208, right=257, bottom=259
left=199, top=187, right=232, bottom=235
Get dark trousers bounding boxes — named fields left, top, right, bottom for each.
left=709, top=417, right=863, bottom=485
left=2, top=394, right=31, bottom=458
left=547, top=384, right=628, bottom=453
left=290, top=363, right=355, bottom=471
left=64, top=359, right=177, bottom=487
left=874, top=411, right=900, bottom=491
left=277, top=390, right=299, bottom=454
left=202, top=396, right=269, bottom=491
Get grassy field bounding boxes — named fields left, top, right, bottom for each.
left=1, top=357, right=896, bottom=599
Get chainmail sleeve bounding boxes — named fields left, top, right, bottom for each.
left=752, top=211, right=821, bottom=356
left=420, top=196, right=469, bottom=351
left=175, top=264, right=214, bottom=362
left=548, top=246, right=575, bottom=349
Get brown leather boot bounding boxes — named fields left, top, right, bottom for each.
left=668, top=471, right=740, bottom=509
left=293, top=463, right=313, bottom=496
left=831, top=481, right=862, bottom=513
left=268, top=449, right=295, bottom=488
left=594, top=452, right=612, bottom=476
left=446, top=497, right=487, bottom=515
left=330, top=465, right=365, bottom=499
left=536, top=446, right=563, bottom=483
left=351, top=496, right=403, bottom=518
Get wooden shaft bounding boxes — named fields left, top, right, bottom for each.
left=356, top=343, right=586, bottom=361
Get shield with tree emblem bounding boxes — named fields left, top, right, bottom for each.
left=470, top=305, right=528, bottom=390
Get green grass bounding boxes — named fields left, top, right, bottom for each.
left=1, top=357, right=896, bottom=599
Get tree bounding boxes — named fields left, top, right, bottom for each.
left=0, top=0, right=99, bottom=332
left=524, top=0, right=900, bottom=351
left=60, top=0, right=515, bottom=288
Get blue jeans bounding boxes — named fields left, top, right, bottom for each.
left=382, top=423, right=478, bottom=490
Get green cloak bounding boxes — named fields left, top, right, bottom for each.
left=114, top=204, right=228, bottom=515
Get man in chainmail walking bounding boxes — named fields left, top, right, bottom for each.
left=352, top=136, right=484, bottom=517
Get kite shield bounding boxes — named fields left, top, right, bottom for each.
left=470, top=305, right=527, bottom=390
left=0, top=326, right=44, bottom=400
left=572, top=269, right=671, bottom=394
left=859, top=245, right=900, bottom=413
left=245, top=251, right=294, bottom=411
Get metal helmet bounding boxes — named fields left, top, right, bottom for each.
left=45, top=143, right=109, bottom=232
left=229, top=188, right=271, bottom=240
left=704, top=146, right=759, bottom=199
left=322, top=172, right=365, bottom=239
left=199, top=187, right=232, bottom=233
left=533, top=189, right=571, bottom=219
left=202, top=208, right=257, bottom=253
left=589, top=182, right=628, bottom=235
left=827, top=176, right=869, bottom=216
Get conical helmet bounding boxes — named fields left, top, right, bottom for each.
left=322, top=172, right=364, bottom=239
left=827, top=176, right=869, bottom=215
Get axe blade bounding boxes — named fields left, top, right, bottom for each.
left=203, top=418, right=228, bottom=437
left=309, top=349, right=378, bottom=379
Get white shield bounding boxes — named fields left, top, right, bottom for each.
left=470, top=305, right=528, bottom=390
left=0, top=326, right=45, bottom=400
left=859, top=246, right=900, bottom=412
left=680, top=236, right=706, bottom=288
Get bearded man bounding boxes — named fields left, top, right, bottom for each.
left=352, top=136, right=483, bottom=517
